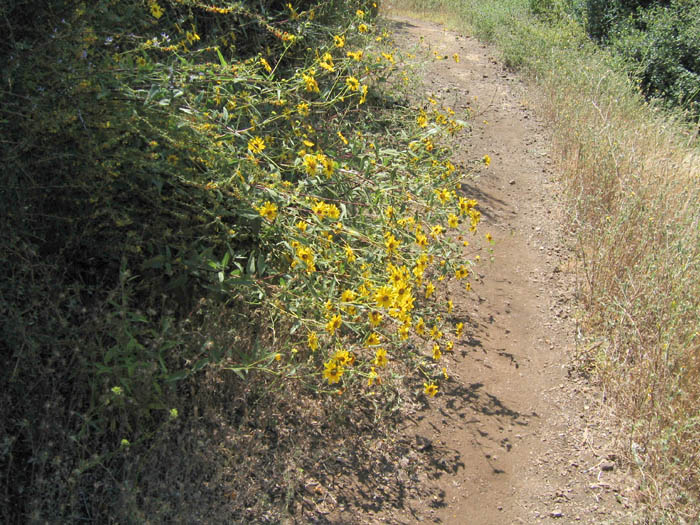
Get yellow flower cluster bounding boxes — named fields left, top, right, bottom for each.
left=303, top=152, right=334, bottom=176
left=311, top=200, right=340, bottom=220
left=153, top=10, right=486, bottom=397
left=323, top=347, right=356, bottom=384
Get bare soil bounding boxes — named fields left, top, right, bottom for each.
left=330, top=15, right=641, bottom=524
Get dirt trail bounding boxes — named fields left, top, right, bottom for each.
left=369, top=15, right=637, bottom=524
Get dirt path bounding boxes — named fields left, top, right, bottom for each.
left=367, top=15, right=637, bottom=524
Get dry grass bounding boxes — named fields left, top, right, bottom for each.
left=542, top=54, right=700, bottom=520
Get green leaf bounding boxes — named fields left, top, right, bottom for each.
left=216, top=47, right=228, bottom=68
left=192, top=358, right=209, bottom=372
left=165, top=371, right=188, bottom=383
left=247, top=252, right=256, bottom=275
left=145, top=84, right=160, bottom=105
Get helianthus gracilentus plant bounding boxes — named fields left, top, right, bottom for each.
left=1, top=0, right=485, bottom=520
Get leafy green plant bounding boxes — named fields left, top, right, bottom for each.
left=1, top=0, right=487, bottom=520
left=608, top=0, right=700, bottom=117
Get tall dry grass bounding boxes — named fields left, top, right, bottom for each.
left=545, top=53, right=700, bottom=519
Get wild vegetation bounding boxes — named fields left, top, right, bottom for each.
left=583, top=0, right=700, bottom=120
left=389, top=0, right=699, bottom=521
left=0, top=0, right=490, bottom=521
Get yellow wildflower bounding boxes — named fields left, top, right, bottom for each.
left=333, top=349, right=354, bottom=366
left=415, top=317, right=425, bottom=336
left=432, top=343, right=442, bottom=360
left=323, top=360, right=343, bottom=384
left=436, top=188, right=451, bottom=204
left=186, top=30, right=200, bottom=45
left=318, top=153, right=335, bottom=176
left=384, top=232, right=400, bottom=254
left=374, top=286, right=394, bottom=309
left=366, top=332, right=381, bottom=346
left=455, top=322, right=464, bottom=337
left=358, top=23, right=368, bottom=33
left=303, top=154, right=318, bottom=175
left=425, top=282, right=435, bottom=299
left=308, top=331, right=319, bottom=351
left=257, top=201, right=278, bottom=221
left=302, top=69, right=319, bottom=92
left=327, top=204, right=340, bottom=219
left=368, top=367, right=378, bottom=386
left=337, top=287, right=355, bottom=304
left=483, top=154, right=491, bottom=167
left=334, top=35, right=345, bottom=48
left=296, top=246, right=315, bottom=272
left=344, top=244, right=356, bottom=262
left=369, top=311, right=382, bottom=327
left=424, top=382, right=438, bottom=397
left=248, top=136, right=265, bottom=154
left=312, top=201, right=327, bottom=219
left=346, top=76, right=360, bottom=91
left=326, top=313, right=342, bottom=336
left=374, top=348, right=388, bottom=367
left=455, top=265, right=468, bottom=279
left=458, top=197, right=478, bottom=215
left=260, top=57, right=272, bottom=73
left=430, top=225, right=444, bottom=239
left=149, top=1, right=164, bottom=19
left=320, top=52, right=334, bottom=72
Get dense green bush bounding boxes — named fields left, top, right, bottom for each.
left=2, top=0, right=484, bottom=520
left=608, top=0, right=700, bottom=116
left=0, top=0, right=378, bottom=520
left=529, top=0, right=699, bottom=119
left=582, top=0, right=668, bottom=42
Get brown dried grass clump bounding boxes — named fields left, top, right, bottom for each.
left=539, top=45, right=700, bottom=522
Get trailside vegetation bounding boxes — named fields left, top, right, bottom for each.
left=536, top=0, right=700, bottom=119
left=1, top=0, right=483, bottom=521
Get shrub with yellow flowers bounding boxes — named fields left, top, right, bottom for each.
left=2, top=0, right=483, bottom=519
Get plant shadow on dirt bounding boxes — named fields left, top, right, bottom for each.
left=459, top=180, right=508, bottom=224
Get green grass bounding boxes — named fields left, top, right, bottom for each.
left=387, top=0, right=700, bottom=521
